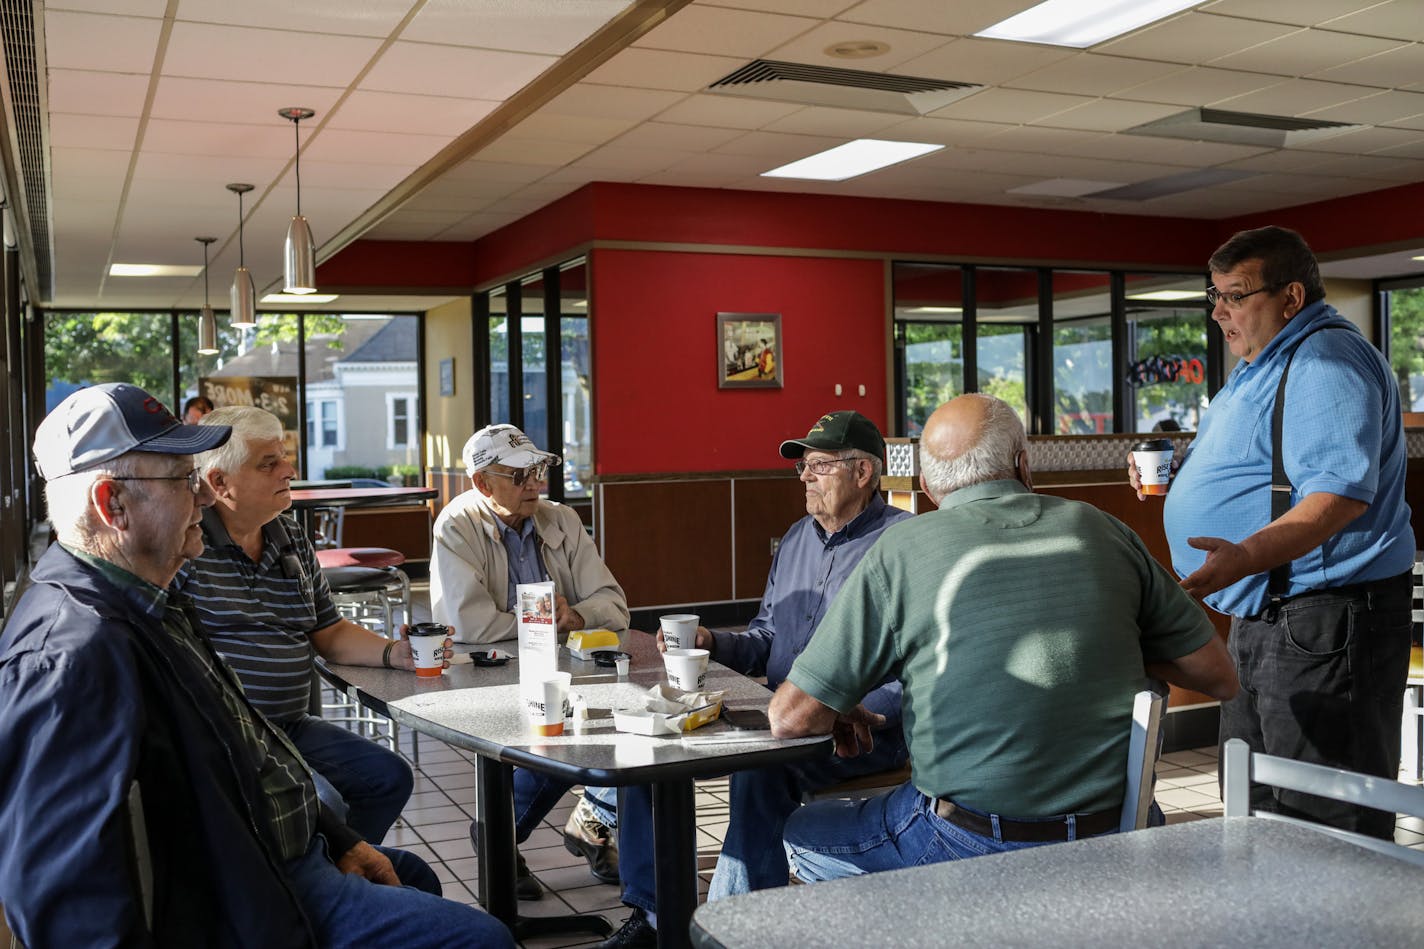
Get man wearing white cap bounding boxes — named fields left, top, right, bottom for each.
left=432, top=423, right=630, bottom=899
left=0, top=383, right=514, bottom=948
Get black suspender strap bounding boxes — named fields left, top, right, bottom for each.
left=1265, top=323, right=1337, bottom=619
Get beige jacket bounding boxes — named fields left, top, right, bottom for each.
left=429, top=490, right=630, bottom=644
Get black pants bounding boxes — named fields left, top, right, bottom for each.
left=1219, top=572, right=1413, bottom=840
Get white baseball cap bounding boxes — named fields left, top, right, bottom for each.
left=462, top=423, right=560, bottom=476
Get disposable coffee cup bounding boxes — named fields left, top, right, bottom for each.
left=526, top=672, right=572, bottom=736
left=663, top=647, right=709, bottom=692
left=1131, top=438, right=1174, bottom=496
left=408, top=622, right=449, bottom=678
left=660, top=613, right=699, bottom=650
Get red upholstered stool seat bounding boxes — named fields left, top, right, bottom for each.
left=315, top=546, right=406, bottom=569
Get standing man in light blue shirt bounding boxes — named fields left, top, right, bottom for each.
left=1132, top=225, right=1413, bottom=838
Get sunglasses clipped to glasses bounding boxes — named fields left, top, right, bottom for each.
left=484, top=461, right=559, bottom=487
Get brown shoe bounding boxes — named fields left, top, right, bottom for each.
left=563, top=795, right=619, bottom=884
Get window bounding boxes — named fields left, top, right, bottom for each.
left=976, top=267, right=1037, bottom=426
left=1125, top=274, right=1209, bottom=432
left=893, top=263, right=965, bottom=435
left=387, top=392, right=417, bottom=449
left=1052, top=272, right=1113, bottom=435
left=1386, top=283, right=1424, bottom=411
left=307, top=399, right=341, bottom=448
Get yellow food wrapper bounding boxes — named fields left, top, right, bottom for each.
left=612, top=684, right=724, bottom=735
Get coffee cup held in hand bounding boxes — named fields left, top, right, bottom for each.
left=660, top=613, right=699, bottom=650
left=408, top=622, right=449, bottom=678
left=1132, top=438, right=1174, bottom=496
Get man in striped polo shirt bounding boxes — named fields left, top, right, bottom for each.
left=176, top=405, right=432, bottom=843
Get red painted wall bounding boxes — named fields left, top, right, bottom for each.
left=591, top=248, right=887, bottom=474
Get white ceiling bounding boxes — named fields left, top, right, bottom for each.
left=15, top=0, right=1424, bottom=312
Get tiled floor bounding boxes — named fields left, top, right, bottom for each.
left=349, top=583, right=1424, bottom=948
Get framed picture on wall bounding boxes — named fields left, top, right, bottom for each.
left=718, top=312, right=783, bottom=389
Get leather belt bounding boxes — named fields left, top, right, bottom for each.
left=934, top=798, right=1118, bottom=843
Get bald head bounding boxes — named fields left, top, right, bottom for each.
left=919, top=394, right=1028, bottom=503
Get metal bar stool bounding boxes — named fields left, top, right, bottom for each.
left=320, top=564, right=414, bottom=760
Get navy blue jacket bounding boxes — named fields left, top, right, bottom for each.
left=0, top=544, right=315, bottom=948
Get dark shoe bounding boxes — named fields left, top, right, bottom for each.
left=515, top=851, right=543, bottom=901
left=594, top=908, right=656, bottom=949
left=564, top=795, right=619, bottom=884
left=470, top=822, right=543, bottom=901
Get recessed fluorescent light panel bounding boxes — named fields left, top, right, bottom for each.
left=762, top=139, right=942, bottom=181
left=261, top=293, right=339, bottom=304
left=1126, top=290, right=1204, bottom=301
left=109, top=263, right=204, bottom=277
left=976, top=0, right=1200, bottom=48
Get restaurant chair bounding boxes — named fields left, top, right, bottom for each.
left=318, top=565, right=413, bottom=761
left=1221, top=738, right=1424, bottom=868
left=1120, top=688, right=1168, bottom=832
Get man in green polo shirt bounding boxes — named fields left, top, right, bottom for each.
left=771, top=394, right=1238, bottom=880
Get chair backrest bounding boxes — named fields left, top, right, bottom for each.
left=1221, top=738, right=1424, bottom=867
left=1120, top=688, right=1167, bottom=832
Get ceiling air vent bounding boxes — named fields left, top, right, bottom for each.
left=0, top=0, right=52, bottom=295
left=1124, top=108, right=1362, bottom=148
left=707, top=59, right=981, bottom=116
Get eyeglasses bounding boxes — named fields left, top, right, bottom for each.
left=1205, top=284, right=1278, bottom=308
left=484, top=462, right=554, bottom=486
left=108, top=469, right=204, bottom=495
left=794, top=458, right=859, bottom=477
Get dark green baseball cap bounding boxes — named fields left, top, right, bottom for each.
left=779, top=410, right=885, bottom=460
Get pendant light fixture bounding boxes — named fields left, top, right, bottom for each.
left=226, top=182, right=257, bottom=329
left=279, top=106, right=317, bottom=294
left=195, top=236, right=218, bottom=354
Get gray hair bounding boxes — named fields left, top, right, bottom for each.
left=45, top=453, right=144, bottom=549
left=196, top=405, right=283, bottom=476
left=839, top=448, right=883, bottom=488
left=919, top=394, right=1026, bottom=501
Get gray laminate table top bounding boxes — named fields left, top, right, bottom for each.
left=689, top=817, right=1424, bottom=948
left=322, top=629, right=830, bottom=785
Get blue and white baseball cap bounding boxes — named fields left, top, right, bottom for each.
left=33, top=383, right=232, bottom=479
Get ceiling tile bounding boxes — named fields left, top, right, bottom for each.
left=584, top=47, right=745, bottom=92
left=1036, top=99, right=1184, bottom=133
left=1213, top=77, right=1377, bottom=115
left=1120, top=67, right=1289, bottom=107
left=48, top=113, right=139, bottom=150
left=1211, top=28, right=1405, bottom=76
left=1099, top=12, right=1299, bottom=64
left=836, top=0, right=1040, bottom=37
left=709, top=129, right=844, bottom=161
left=928, top=87, right=1094, bottom=124
left=653, top=93, right=806, bottom=130
left=766, top=20, right=952, bottom=71
left=301, top=128, right=446, bottom=166
left=700, top=0, right=860, bottom=16
left=1303, top=89, right=1424, bottom=126
left=1293, top=126, right=1424, bottom=154
left=1323, top=0, right=1424, bottom=42
left=474, top=137, right=599, bottom=166
left=567, top=143, right=696, bottom=175
left=50, top=1, right=167, bottom=13
left=895, top=37, right=1076, bottom=87
left=873, top=114, right=1012, bottom=146
left=1218, top=149, right=1338, bottom=173
left=141, top=117, right=296, bottom=158
left=44, top=10, right=162, bottom=72
left=361, top=41, right=555, bottom=98
left=1312, top=44, right=1424, bottom=88
left=1199, top=0, right=1388, bottom=28
left=148, top=76, right=345, bottom=125
left=759, top=105, right=909, bottom=137
left=46, top=68, right=151, bottom=117
left=326, top=90, right=500, bottom=136
left=609, top=121, right=746, bottom=151
left=174, top=0, right=413, bottom=37
left=130, top=151, right=287, bottom=184
left=401, top=0, right=630, bottom=54
left=509, top=112, right=641, bottom=144
left=1003, top=53, right=1183, bottom=97
left=296, top=161, right=417, bottom=190
left=163, top=21, right=383, bottom=85
left=633, top=5, right=819, bottom=58
left=936, top=124, right=1093, bottom=155
left=50, top=145, right=133, bottom=184
left=1056, top=134, right=1270, bottom=166
left=543, top=84, right=686, bottom=121
left=439, top=160, right=553, bottom=185
left=1307, top=153, right=1424, bottom=179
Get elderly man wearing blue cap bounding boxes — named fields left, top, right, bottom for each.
left=0, top=384, right=513, bottom=949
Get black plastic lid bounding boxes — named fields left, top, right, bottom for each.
left=1131, top=438, right=1173, bottom=452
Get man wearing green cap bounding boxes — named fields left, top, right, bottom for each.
left=594, top=410, right=912, bottom=949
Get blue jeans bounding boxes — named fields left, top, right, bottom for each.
left=784, top=782, right=1115, bottom=882
left=511, top=770, right=617, bottom=842
left=614, top=726, right=909, bottom=915
left=286, top=836, right=514, bottom=948
left=282, top=714, right=414, bottom=844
